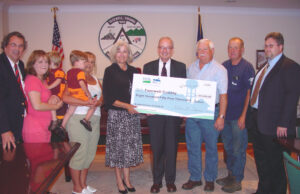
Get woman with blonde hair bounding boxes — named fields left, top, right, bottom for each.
left=103, top=41, right=143, bottom=194
left=63, top=51, right=102, bottom=194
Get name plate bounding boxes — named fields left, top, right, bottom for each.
left=131, top=74, right=217, bottom=119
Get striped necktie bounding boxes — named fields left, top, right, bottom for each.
left=250, top=64, right=269, bottom=106
left=161, top=62, right=167, bottom=76
left=14, top=63, right=28, bottom=112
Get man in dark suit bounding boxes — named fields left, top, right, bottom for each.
left=0, top=31, right=27, bottom=150
left=143, top=37, right=186, bottom=193
left=248, top=32, right=300, bottom=194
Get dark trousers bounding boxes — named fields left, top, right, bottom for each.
left=148, top=115, right=181, bottom=184
left=249, top=109, right=287, bottom=194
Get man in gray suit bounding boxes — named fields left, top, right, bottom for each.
left=143, top=37, right=186, bottom=193
left=247, top=32, right=300, bottom=194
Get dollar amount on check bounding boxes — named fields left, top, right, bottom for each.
left=130, top=74, right=217, bottom=119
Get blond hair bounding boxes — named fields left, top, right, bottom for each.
left=109, top=40, right=133, bottom=64
left=85, top=51, right=97, bottom=74
left=47, top=51, right=61, bottom=67
left=70, top=50, right=87, bottom=66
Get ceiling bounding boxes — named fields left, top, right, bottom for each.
left=1, top=0, right=300, bottom=9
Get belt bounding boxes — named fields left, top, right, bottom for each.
left=250, top=106, right=258, bottom=112
left=215, top=103, right=219, bottom=107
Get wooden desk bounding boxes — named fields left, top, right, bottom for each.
left=0, top=142, right=80, bottom=194
left=277, top=138, right=300, bottom=154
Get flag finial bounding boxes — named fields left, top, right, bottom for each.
left=51, top=7, right=58, bottom=18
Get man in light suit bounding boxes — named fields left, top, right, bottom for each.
left=143, top=37, right=186, bottom=193
left=247, top=32, right=300, bottom=194
left=0, top=31, right=27, bottom=150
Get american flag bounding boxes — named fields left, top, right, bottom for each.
left=197, top=11, right=203, bottom=42
left=52, top=17, right=64, bottom=68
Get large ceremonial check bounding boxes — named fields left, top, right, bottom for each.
left=131, top=74, right=217, bottom=119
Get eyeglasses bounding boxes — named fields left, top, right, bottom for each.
left=9, top=43, right=24, bottom=49
left=158, top=46, right=173, bottom=51
left=264, top=44, right=278, bottom=49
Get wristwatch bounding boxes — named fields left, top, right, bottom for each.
left=218, top=114, right=225, bottom=119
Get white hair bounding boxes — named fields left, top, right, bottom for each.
left=197, top=38, right=214, bottom=50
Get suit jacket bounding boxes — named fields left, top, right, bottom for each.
left=0, top=52, right=26, bottom=142
left=256, top=54, right=300, bottom=135
left=143, top=59, right=187, bottom=121
left=143, top=59, right=186, bottom=79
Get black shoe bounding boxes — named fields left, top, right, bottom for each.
left=80, top=119, right=92, bottom=131
left=204, top=181, right=214, bottom=192
left=182, top=180, right=202, bottom=190
left=119, top=189, right=128, bottom=194
left=53, top=126, right=68, bottom=141
left=150, top=183, right=163, bottom=193
left=65, top=175, right=71, bottom=182
left=216, top=174, right=234, bottom=186
left=123, top=180, right=136, bottom=192
left=166, top=183, right=177, bottom=192
left=48, top=120, right=59, bottom=131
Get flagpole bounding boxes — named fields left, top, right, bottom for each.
left=51, top=7, right=58, bottom=19
left=51, top=6, right=64, bottom=68
left=197, top=6, right=203, bottom=42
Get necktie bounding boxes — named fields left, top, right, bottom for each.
left=250, top=64, right=269, bottom=106
left=161, top=62, right=167, bottom=76
left=14, top=63, right=28, bottom=112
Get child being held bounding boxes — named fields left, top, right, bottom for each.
left=61, top=50, right=96, bottom=131
left=47, top=51, right=66, bottom=131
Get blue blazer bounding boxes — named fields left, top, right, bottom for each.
left=0, top=52, right=26, bottom=142
left=256, top=55, right=300, bottom=135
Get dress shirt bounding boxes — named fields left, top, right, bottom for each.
left=158, top=59, right=171, bottom=77
left=251, top=53, right=282, bottom=109
left=8, top=56, right=26, bottom=115
left=7, top=57, right=25, bottom=91
left=188, top=59, right=228, bottom=104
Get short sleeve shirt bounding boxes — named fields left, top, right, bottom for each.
left=223, top=58, right=255, bottom=120
left=47, top=68, right=65, bottom=95
left=187, top=59, right=228, bottom=104
left=66, top=68, right=86, bottom=89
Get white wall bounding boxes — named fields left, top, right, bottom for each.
left=7, top=5, right=300, bottom=79
left=0, top=3, right=3, bottom=41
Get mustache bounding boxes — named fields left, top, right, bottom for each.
left=12, top=50, right=20, bottom=55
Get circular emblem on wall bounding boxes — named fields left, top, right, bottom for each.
left=98, top=15, right=147, bottom=61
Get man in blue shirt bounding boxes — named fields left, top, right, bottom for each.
left=216, top=37, right=255, bottom=193
left=248, top=32, right=300, bottom=194
left=182, top=39, right=228, bottom=192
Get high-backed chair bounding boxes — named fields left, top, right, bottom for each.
left=283, top=151, right=300, bottom=194
left=297, top=126, right=300, bottom=161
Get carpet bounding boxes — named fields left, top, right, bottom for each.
left=50, top=151, right=258, bottom=194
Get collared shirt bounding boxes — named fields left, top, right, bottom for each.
left=187, top=59, right=228, bottom=103
left=251, top=53, right=283, bottom=108
left=7, top=56, right=26, bottom=115
left=7, top=57, right=25, bottom=90
left=223, top=58, right=255, bottom=120
left=158, top=59, right=171, bottom=77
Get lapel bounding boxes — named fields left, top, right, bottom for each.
left=260, top=55, right=284, bottom=91
left=153, top=59, right=159, bottom=75
left=19, top=61, right=26, bottom=81
left=251, top=62, right=267, bottom=91
left=170, top=59, right=175, bottom=77
left=1, top=53, right=18, bottom=82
